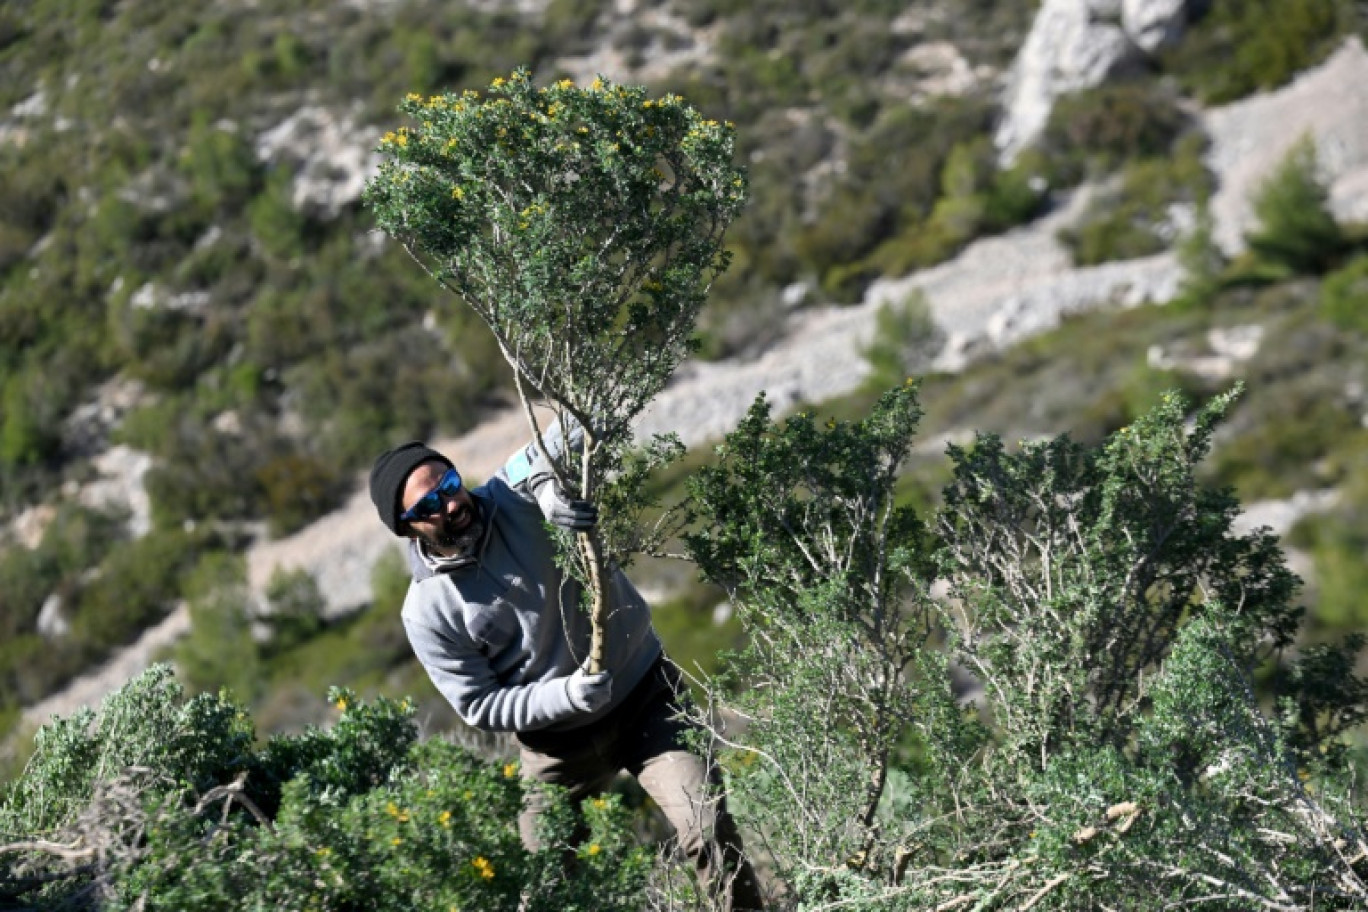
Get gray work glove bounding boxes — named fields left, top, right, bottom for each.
left=537, top=480, right=598, bottom=531
left=565, top=669, right=613, bottom=713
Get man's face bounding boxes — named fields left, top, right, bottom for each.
left=401, top=460, right=480, bottom=552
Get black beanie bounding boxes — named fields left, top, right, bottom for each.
left=369, top=442, right=453, bottom=536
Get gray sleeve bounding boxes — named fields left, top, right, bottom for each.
left=402, top=612, right=579, bottom=733
left=495, top=415, right=585, bottom=497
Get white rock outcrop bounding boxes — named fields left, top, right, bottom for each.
left=996, top=0, right=1192, bottom=162
left=1123, top=0, right=1189, bottom=54
left=255, top=106, right=382, bottom=218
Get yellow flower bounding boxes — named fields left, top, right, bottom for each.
left=391, top=837, right=403, bottom=847
left=591, top=77, right=604, bottom=91
left=334, top=697, right=348, bottom=711
left=556, top=78, right=574, bottom=89
left=463, top=790, right=474, bottom=800
left=591, top=797, right=608, bottom=810
left=504, top=762, right=518, bottom=778
left=406, top=92, right=422, bottom=103
left=451, top=186, right=464, bottom=200
left=472, top=856, right=495, bottom=880
left=439, top=810, right=453, bottom=827
left=315, top=847, right=332, bottom=857
left=586, top=844, right=601, bottom=857
left=491, top=76, right=506, bottom=88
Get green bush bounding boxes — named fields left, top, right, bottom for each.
left=179, top=112, right=262, bottom=214
left=1055, top=130, right=1206, bottom=267
left=65, top=527, right=206, bottom=651
left=140, top=415, right=269, bottom=528
left=1321, top=253, right=1368, bottom=332
left=685, top=386, right=1368, bottom=907
left=0, top=667, right=650, bottom=912
left=871, top=142, right=1047, bottom=277
left=1244, top=136, right=1346, bottom=276
left=1162, top=0, right=1352, bottom=105
left=0, top=504, right=131, bottom=709
left=1171, top=203, right=1226, bottom=311
left=1289, top=482, right=1368, bottom=633
left=256, top=451, right=343, bottom=538
left=1210, top=393, right=1364, bottom=499
left=863, top=290, right=944, bottom=389
left=1059, top=132, right=1213, bottom=266
left=173, top=553, right=261, bottom=700
left=247, top=169, right=309, bottom=261
left=1040, top=81, right=1191, bottom=185
left=797, top=98, right=1001, bottom=299
left=261, top=566, right=325, bottom=656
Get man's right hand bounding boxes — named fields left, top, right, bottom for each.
left=537, top=480, right=598, bottom=531
left=565, top=668, right=613, bottom=713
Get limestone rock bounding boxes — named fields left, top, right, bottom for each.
left=255, top=106, right=382, bottom=219
left=37, top=593, right=69, bottom=639
left=996, top=0, right=1143, bottom=162
left=1123, top=0, right=1189, bottom=54
left=996, top=0, right=1194, bottom=162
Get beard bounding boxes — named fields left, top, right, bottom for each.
left=420, top=501, right=484, bottom=556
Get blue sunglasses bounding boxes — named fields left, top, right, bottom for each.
left=401, top=467, right=463, bottom=522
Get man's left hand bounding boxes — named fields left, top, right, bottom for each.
left=537, top=481, right=598, bottom=531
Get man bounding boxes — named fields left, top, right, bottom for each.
left=369, top=428, right=764, bottom=911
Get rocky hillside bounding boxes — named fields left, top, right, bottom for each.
left=4, top=0, right=1368, bottom=740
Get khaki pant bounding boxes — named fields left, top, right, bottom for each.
left=516, top=659, right=765, bottom=911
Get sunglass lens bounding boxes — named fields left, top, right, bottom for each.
left=403, top=469, right=462, bottom=522
left=413, top=492, right=440, bottom=520
left=437, top=469, right=463, bottom=496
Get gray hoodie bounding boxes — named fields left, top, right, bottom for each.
left=399, top=445, right=662, bottom=733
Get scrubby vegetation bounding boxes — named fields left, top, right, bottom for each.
left=3, top=0, right=1368, bottom=830
left=0, top=668, right=651, bottom=911
left=5, top=389, right=1368, bottom=910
